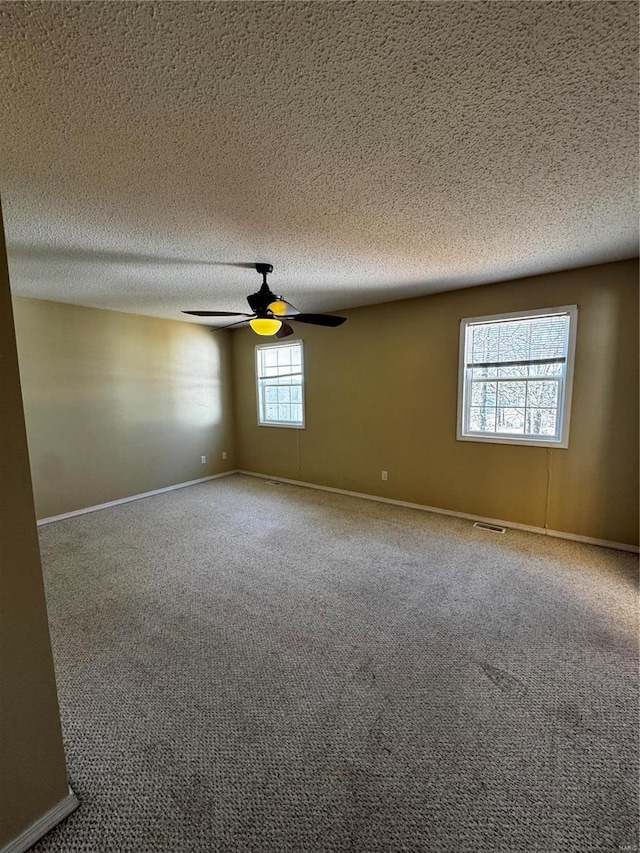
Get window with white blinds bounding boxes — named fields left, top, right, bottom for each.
left=256, top=341, right=304, bottom=427
left=457, top=306, right=577, bottom=447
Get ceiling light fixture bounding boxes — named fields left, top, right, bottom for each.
left=249, top=317, right=282, bottom=336
left=267, top=299, right=289, bottom=316
left=182, top=263, right=347, bottom=337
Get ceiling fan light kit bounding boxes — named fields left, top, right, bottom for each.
left=267, top=299, right=289, bottom=316
left=182, top=263, right=347, bottom=337
left=249, top=317, right=282, bottom=336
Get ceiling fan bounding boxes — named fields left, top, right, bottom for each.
left=182, top=263, right=347, bottom=337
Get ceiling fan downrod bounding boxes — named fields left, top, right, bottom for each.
left=248, top=263, right=280, bottom=315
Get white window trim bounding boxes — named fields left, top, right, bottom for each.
left=255, top=340, right=305, bottom=429
left=456, top=305, right=578, bottom=449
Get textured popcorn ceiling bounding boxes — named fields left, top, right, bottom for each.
left=1, top=1, right=638, bottom=324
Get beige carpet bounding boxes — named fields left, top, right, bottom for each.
left=32, top=474, right=638, bottom=852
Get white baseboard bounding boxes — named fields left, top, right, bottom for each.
left=1, top=788, right=78, bottom=853
left=37, top=470, right=238, bottom=526
left=237, top=470, right=639, bottom=554
left=34, top=467, right=638, bottom=554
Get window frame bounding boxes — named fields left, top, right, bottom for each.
left=456, top=305, right=578, bottom=449
left=255, top=340, right=305, bottom=429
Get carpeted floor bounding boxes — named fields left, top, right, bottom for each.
left=32, top=474, right=638, bottom=853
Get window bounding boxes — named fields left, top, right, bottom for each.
left=256, top=341, right=304, bottom=428
left=457, top=305, right=577, bottom=448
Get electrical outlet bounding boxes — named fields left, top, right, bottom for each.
left=222, top=451, right=227, bottom=460
left=381, top=470, right=388, bottom=481
left=201, top=455, right=207, bottom=464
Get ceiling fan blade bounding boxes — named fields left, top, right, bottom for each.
left=212, top=317, right=254, bottom=331
left=282, top=313, right=346, bottom=327
left=275, top=322, right=295, bottom=339
left=182, top=310, right=253, bottom=317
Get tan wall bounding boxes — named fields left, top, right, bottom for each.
left=0, top=204, right=70, bottom=846
left=13, top=298, right=236, bottom=519
left=232, top=259, right=639, bottom=547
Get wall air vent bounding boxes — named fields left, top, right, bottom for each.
left=473, top=521, right=506, bottom=533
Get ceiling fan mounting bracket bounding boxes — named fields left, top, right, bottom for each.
left=255, top=263, right=273, bottom=276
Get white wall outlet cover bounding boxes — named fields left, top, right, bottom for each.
left=381, top=471, right=388, bottom=480
left=201, top=456, right=207, bottom=463
left=222, top=451, right=227, bottom=459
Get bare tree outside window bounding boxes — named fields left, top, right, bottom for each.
left=458, top=307, right=577, bottom=448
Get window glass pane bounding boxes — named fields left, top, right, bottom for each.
left=498, top=321, right=530, bottom=361
left=525, top=408, right=557, bottom=436
left=467, top=314, right=569, bottom=366
left=469, top=407, right=496, bottom=432
left=277, top=347, right=291, bottom=366
left=496, top=407, right=525, bottom=433
left=469, top=324, right=499, bottom=364
left=278, top=404, right=290, bottom=421
left=470, top=382, right=496, bottom=407
left=497, top=381, right=526, bottom=408
left=265, top=386, right=277, bottom=403
left=264, top=348, right=278, bottom=367
left=526, top=380, right=558, bottom=408
left=471, top=366, right=498, bottom=380
left=530, top=361, right=563, bottom=378
left=529, top=315, right=568, bottom=360
left=497, top=363, right=528, bottom=378
left=277, top=386, right=290, bottom=403
left=265, top=404, right=278, bottom=421
left=292, top=404, right=302, bottom=423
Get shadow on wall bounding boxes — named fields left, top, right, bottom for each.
left=548, top=286, right=639, bottom=544
left=169, top=324, right=223, bottom=427
left=12, top=297, right=233, bottom=519
left=598, top=287, right=639, bottom=538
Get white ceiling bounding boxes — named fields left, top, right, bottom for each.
left=1, top=1, right=637, bottom=325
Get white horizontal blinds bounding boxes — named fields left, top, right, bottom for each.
left=258, top=343, right=303, bottom=425
left=465, top=313, right=570, bottom=439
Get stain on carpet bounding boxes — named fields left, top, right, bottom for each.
left=479, top=661, right=527, bottom=696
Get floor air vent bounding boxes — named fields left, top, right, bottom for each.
left=473, top=521, right=506, bottom=533
left=265, top=480, right=283, bottom=486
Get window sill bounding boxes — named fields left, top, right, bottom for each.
left=258, top=422, right=305, bottom=429
left=457, top=433, right=568, bottom=449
